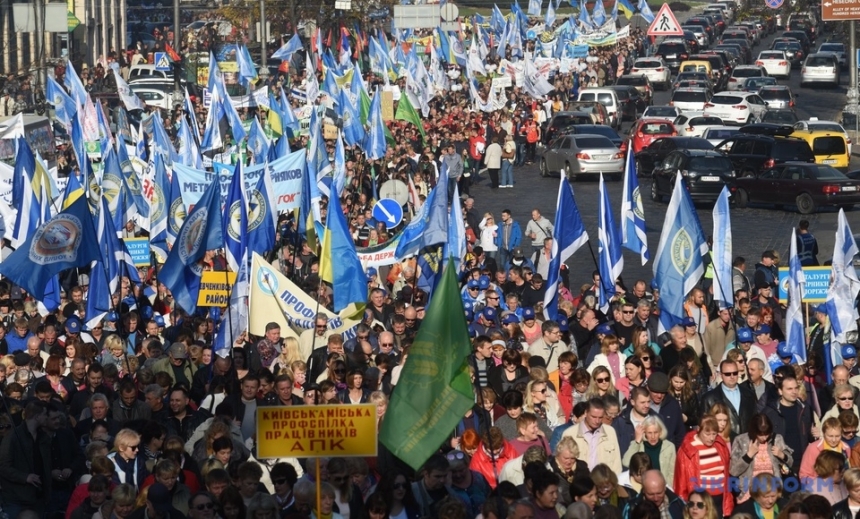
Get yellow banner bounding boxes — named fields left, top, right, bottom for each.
left=197, top=271, right=237, bottom=307
left=257, top=404, right=377, bottom=458
left=249, top=253, right=362, bottom=341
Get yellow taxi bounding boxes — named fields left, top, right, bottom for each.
left=790, top=129, right=851, bottom=168
left=678, top=60, right=713, bottom=76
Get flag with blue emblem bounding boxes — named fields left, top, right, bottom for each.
left=786, top=227, right=807, bottom=364
left=579, top=0, right=594, bottom=29
left=160, top=177, right=223, bottom=314
left=637, top=0, right=655, bottom=22
left=280, top=87, right=300, bottom=136
left=247, top=165, right=276, bottom=256
left=395, top=174, right=448, bottom=261
left=117, top=140, right=148, bottom=219
left=11, top=138, right=52, bottom=249
left=712, top=186, right=733, bottom=309
left=167, top=163, right=186, bottom=250
left=0, top=196, right=100, bottom=300
left=46, top=76, right=76, bottom=129
left=247, top=117, right=269, bottom=165
left=102, top=146, right=135, bottom=233
left=543, top=176, right=589, bottom=319
left=826, top=209, right=860, bottom=347
left=63, top=60, right=88, bottom=107
left=308, top=108, right=333, bottom=197
left=364, top=88, right=388, bottom=160
left=338, top=88, right=365, bottom=147
left=598, top=173, right=623, bottom=313
left=653, top=173, right=708, bottom=332
left=201, top=84, right=224, bottom=152
left=323, top=69, right=340, bottom=101
left=272, top=33, right=304, bottom=61
left=85, top=195, right=117, bottom=329
left=528, top=0, right=541, bottom=15
left=223, top=162, right=248, bottom=276
left=177, top=116, right=203, bottom=169
left=149, top=153, right=170, bottom=260
left=592, top=0, right=607, bottom=25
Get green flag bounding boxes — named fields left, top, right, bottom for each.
left=394, top=94, right=426, bottom=141
left=379, top=261, right=475, bottom=471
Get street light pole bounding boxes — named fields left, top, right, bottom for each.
left=173, top=0, right=183, bottom=102
left=846, top=20, right=859, bottom=131
left=259, top=0, right=269, bottom=79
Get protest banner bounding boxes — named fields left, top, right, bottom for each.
left=355, top=232, right=403, bottom=268
left=256, top=404, right=377, bottom=459
left=123, top=238, right=151, bottom=266
left=778, top=266, right=832, bottom=303
left=197, top=271, right=237, bottom=307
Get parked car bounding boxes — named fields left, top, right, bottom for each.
left=731, top=162, right=860, bottom=213
left=559, top=124, right=627, bottom=151
left=728, top=65, right=768, bottom=91
left=655, top=40, right=692, bottom=72
left=670, top=88, right=711, bottom=113
left=791, top=129, right=851, bottom=168
left=634, top=136, right=714, bottom=176
left=818, top=42, right=847, bottom=68
left=793, top=118, right=852, bottom=154
left=540, top=134, right=625, bottom=180
left=609, top=85, right=644, bottom=120
left=651, top=150, right=736, bottom=202
left=615, top=75, right=654, bottom=107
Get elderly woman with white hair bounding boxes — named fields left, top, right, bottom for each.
left=621, top=415, right=676, bottom=485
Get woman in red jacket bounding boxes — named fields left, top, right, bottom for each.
left=469, top=426, right=518, bottom=489
left=674, top=415, right=734, bottom=518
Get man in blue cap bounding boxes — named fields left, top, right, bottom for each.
left=584, top=322, right=614, bottom=367
left=462, top=279, right=483, bottom=307
left=723, top=327, right=773, bottom=383
left=474, top=308, right=501, bottom=336
left=842, top=344, right=859, bottom=377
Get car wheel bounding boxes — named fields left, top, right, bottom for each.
left=796, top=192, right=816, bottom=214
left=650, top=180, right=661, bottom=202
left=540, top=159, right=549, bottom=177
left=736, top=188, right=749, bottom=208
left=635, top=158, right=647, bottom=177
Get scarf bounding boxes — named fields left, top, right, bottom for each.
left=258, top=339, right=279, bottom=366
left=643, top=440, right=662, bottom=471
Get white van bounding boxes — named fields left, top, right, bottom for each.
left=576, top=88, right=621, bottom=129
left=129, top=64, right=173, bottom=82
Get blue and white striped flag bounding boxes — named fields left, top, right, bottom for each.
left=621, top=146, right=649, bottom=265
left=712, top=186, right=733, bottom=309
left=543, top=176, right=589, bottom=319
left=786, top=227, right=807, bottom=364
left=598, top=173, right=623, bottom=313
left=826, top=209, right=860, bottom=348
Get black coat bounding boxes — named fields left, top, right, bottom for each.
left=699, top=383, right=757, bottom=440
left=0, top=423, right=52, bottom=507
left=487, top=364, right=529, bottom=400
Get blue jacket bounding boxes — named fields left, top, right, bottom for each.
left=6, top=331, right=31, bottom=353
left=612, top=406, right=660, bottom=457
left=494, top=221, right=522, bottom=251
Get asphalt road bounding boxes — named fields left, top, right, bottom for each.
left=469, top=18, right=859, bottom=288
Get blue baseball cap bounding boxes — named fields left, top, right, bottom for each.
left=502, top=313, right=520, bottom=325
left=681, top=316, right=696, bottom=328
left=522, top=308, right=536, bottom=320
left=814, top=304, right=828, bottom=314
left=777, top=342, right=792, bottom=358
left=465, top=308, right=474, bottom=322
left=153, top=314, right=166, bottom=327
left=596, top=323, right=613, bottom=335
left=467, top=279, right=480, bottom=289
left=65, top=316, right=81, bottom=334
left=478, top=276, right=491, bottom=290
left=557, top=315, right=569, bottom=332
left=736, top=327, right=754, bottom=343
left=843, top=344, right=857, bottom=359
left=482, top=307, right=497, bottom=321
left=468, top=324, right=479, bottom=338
left=754, top=324, right=771, bottom=335
left=140, top=306, right=153, bottom=319
left=366, top=267, right=378, bottom=281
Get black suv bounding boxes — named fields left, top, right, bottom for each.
left=713, top=123, right=815, bottom=176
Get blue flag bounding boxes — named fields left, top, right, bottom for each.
left=0, top=196, right=100, bottom=300
left=149, top=153, right=171, bottom=259
left=280, top=87, right=300, bottom=136
left=160, top=178, right=223, bottom=313
left=63, top=60, right=88, bottom=107
left=117, top=140, right=148, bottom=219
left=272, top=34, right=304, bottom=61
left=786, top=227, right=807, bottom=364
left=364, top=88, right=388, bottom=160
left=177, top=116, right=203, bottom=169
left=826, top=209, right=860, bottom=346
left=592, top=0, right=607, bottom=26
left=444, top=182, right=466, bottom=274
left=653, top=174, right=708, bottom=332
left=621, top=146, right=649, bottom=265
left=223, top=162, right=248, bottom=273
left=11, top=138, right=51, bottom=249
left=637, top=0, right=655, bottom=22
left=319, top=200, right=367, bottom=313
left=579, top=0, right=594, bottom=28
left=247, top=166, right=277, bottom=256
left=598, top=174, right=623, bottom=313
left=712, top=186, right=733, bottom=309
left=543, top=176, right=589, bottom=319
left=247, top=117, right=270, bottom=165
left=237, top=44, right=258, bottom=87
left=332, top=131, right=346, bottom=199
left=395, top=175, right=448, bottom=260
left=46, top=76, right=76, bottom=129
left=338, top=88, right=365, bottom=147
left=167, top=165, right=186, bottom=250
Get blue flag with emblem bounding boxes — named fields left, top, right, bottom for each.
left=338, top=88, right=365, bottom=147
left=395, top=174, right=448, bottom=260
left=579, top=0, right=594, bottom=28
left=63, top=60, right=88, bottom=107
left=272, top=33, right=304, bottom=61
left=592, top=0, right=607, bottom=26
left=653, top=173, right=708, bottom=332
left=102, top=146, right=134, bottom=233
left=149, top=153, right=170, bottom=260
left=712, top=186, right=733, bottom=309
left=786, top=227, right=807, bottom=364
left=160, top=177, right=223, bottom=314
left=598, top=173, right=623, bottom=313
left=0, top=196, right=100, bottom=300
left=247, top=165, right=277, bottom=256
left=166, top=164, right=185, bottom=250
left=11, top=138, right=51, bottom=250
left=621, top=146, right=649, bottom=265
left=637, top=0, right=655, bottom=22
left=543, top=176, right=589, bottom=319
left=364, top=87, right=387, bottom=160
left=117, top=140, right=148, bottom=219
left=223, top=162, right=248, bottom=274
left=46, top=76, right=76, bottom=129
left=177, top=116, right=203, bottom=169
left=247, top=117, right=269, bottom=165
left=237, top=44, right=258, bottom=87
left=826, top=209, right=860, bottom=349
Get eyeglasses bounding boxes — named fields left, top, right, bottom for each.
left=839, top=397, right=854, bottom=401
left=334, top=369, right=346, bottom=374
left=468, top=287, right=479, bottom=291
left=722, top=372, right=738, bottom=377
left=640, top=356, right=651, bottom=361
left=687, top=502, right=705, bottom=510
left=533, top=388, right=547, bottom=394
left=380, top=343, right=394, bottom=347
left=194, top=503, right=215, bottom=511
left=446, top=451, right=466, bottom=461
left=128, top=444, right=140, bottom=451
left=596, top=377, right=610, bottom=383
left=622, top=310, right=634, bottom=314
left=487, top=297, right=500, bottom=301
left=393, top=482, right=409, bottom=490
left=273, top=479, right=288, bottom=485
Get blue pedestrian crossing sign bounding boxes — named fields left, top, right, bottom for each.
left=373, top=198, right=404, bottom=229
left=154, top=52, right=171, bottom=71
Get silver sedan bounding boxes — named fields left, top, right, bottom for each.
left=540, top=134, right=625, bottom=181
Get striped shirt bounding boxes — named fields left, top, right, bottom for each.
left=692, top=436, right=726, bottom=494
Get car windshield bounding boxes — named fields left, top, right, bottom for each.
left=704, top=129, right=738, bottom=139
left=673, top=91, right=707, bottom=102
left=576, top=137, right=615, bottom=149
left=690, top=156, right=733, bottom=171
left=640, top=123, right=675, bottom=134
left=820, top=44, right=844, bottom=52
left=711, top=95, right=743, bottom=104
left=644, top=107, right=678, bottom=117
left=808, top=165, right=847, bottom=179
